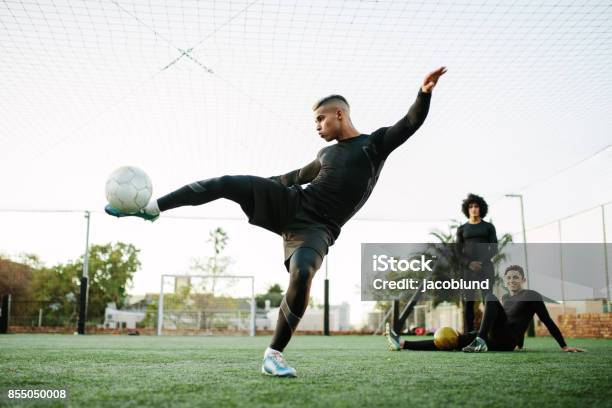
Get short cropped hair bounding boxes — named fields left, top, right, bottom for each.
left=461, top=193, right=489, bottom=218
left=504, top=265, right=525, bottom=278
left=312, top=94, right=350, bottom=111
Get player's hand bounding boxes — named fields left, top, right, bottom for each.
left=562, top=346, right=587, bottom=353
left=421, top=66, right=447, bottom=93
left=468, top=261, right=482, bottom=272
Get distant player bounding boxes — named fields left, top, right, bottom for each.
left=456, top=193, right=498, bottom=332
left=106, top=66, right=447, bottom=377
left=386, top=265, right=586, bottom=353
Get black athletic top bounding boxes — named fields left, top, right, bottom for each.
left=456, top=220, right=498, bottom=267
left=502, top=289, right=567, bottom=348
left=269, top=89, right=432, bottom=241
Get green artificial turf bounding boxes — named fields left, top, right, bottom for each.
left=1, top=335, right=610, bottom=407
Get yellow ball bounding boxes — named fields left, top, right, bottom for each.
left=433, top=327, right=459, bottom=350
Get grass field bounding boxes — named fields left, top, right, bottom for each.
left=1, top=334, right=611, bottom=407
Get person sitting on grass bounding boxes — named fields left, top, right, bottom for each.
left=386, top=264, right=587, bottom=353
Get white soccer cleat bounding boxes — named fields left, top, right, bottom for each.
left=385, top=322, right=401, bottom=351
left=462, top=336, right=488, bottom=352
left=104, top=198, right=160, bottom=222
left=261, top=350, right=297, bottom=378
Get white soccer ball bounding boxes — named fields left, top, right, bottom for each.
left=105, top=166, right=153, bottom=213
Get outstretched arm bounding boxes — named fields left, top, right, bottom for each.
left=377, top=67, right=446, bottom=158
left=533, top=297, right=586, bottom=352
left=268, top=158, right=321, bottom=187
left=535, top=301, right=587, bottom=352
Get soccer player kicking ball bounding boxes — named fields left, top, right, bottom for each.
left=386, top=265, right=586, bottom=353
left=105, top=66, right=447, bottom=377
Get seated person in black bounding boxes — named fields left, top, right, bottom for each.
left=456, top=193, right=498, bottom=332
left=387, top=265, right=586, bottom=353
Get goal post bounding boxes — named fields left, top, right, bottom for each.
left=157, top=274, right=256, bottom=336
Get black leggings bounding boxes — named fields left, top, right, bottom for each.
left=477, top=294, right=517, bottom=351
left=403, top=294, right=517, bottom=351
left=463, top=265, right=494, bottom=332
left=402, top=332, right=477, bottom=351
left=157, top=175, right=254, bottom=215
left=270, top=247, right=323, bottom=352
left=157, top=176, right=324, bottom=352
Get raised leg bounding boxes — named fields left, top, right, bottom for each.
left=157, top=175, right=255, bottom=214
left=477, top=293, right=506, bottom=339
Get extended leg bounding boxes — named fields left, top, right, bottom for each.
left=402, top=339, right=438, bottom=351
left=105, top=175, right=256, bottom=221
left=107, top=174, right=297, bottom=236
left=157, top=175, right=254, bottom=214
left=401, top=332, right=477, bottom=351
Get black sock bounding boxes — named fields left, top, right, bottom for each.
left=402, top=340, right=438, bottom=351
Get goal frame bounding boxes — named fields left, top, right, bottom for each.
left=157, top=274, right=256, bottom=336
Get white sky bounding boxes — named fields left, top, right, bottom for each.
left=1, top=0, right=611, bottom=326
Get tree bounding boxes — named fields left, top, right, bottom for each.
left=153, top=227, right=237, bottom=331
left=30, top=263, right=79, bottom=326
left=255, top=284, right=284, bottom=309
left=85, top=242, right=141, bottom=319
left=189, top=227, right=234, bottom=295
left=0, top=256, right=36, bottom=325
left=30, top=242, right=141, bottom=326
left=0, top=256, right=34, bottom=298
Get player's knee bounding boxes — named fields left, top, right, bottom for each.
left=288, top=249, right=322, bottom=287
left=289, top=263, right=315, bottom=287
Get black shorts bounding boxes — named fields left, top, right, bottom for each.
left=281, top=207, right=332, bottom=271
left=244, top=176, right=333, bottom=271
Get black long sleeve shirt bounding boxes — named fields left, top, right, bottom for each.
left=503, top=289, right=567, bottom=349
left=269, top=89, right=432, bottom=241
left=456, top=221, right=498, bottom=268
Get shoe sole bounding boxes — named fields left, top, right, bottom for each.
left=386, top=336, right=400, bottom=351
left=462, top=347, right=487, bottom=352
left=105, top=206, right=159, bottom=222
left=261, top=366, right=297, bottom=378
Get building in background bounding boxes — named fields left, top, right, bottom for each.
left=103, top=303, right=145, bottom=329
left=258, top=302, right=351, bottom=332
